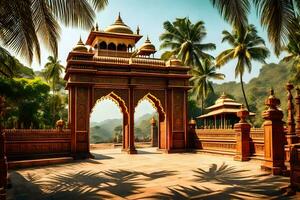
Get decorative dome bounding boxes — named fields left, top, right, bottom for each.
left=104, top=13, right=133, bottom=34
left=166, top=55, right=182, bottom=66
left=138, top=36, right=156, bottom=56
left=73, top=37, right=88, bottom=52
left=140, top=36, right=156, bottom=51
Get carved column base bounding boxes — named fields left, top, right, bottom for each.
left=234, top=155, right=250, bottom=161
left=286, top=135, right=298, bottom=145
left=126, top=148, right=137, bottom=154
left=261, top=162, right=287, bottom=175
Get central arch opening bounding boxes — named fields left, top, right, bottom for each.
left=90, top=94, right=125, bottom=150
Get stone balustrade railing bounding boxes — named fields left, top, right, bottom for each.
left=129, top=57, right=166, bottom=67
left=93, top=56, right=129, bottom=64
left=4, top=129, right=72, bottom=161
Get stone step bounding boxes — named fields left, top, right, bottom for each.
left=8, top=157, right=73, bottom=169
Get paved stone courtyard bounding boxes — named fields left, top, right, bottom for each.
left=6, top=148, right=298, bottom=200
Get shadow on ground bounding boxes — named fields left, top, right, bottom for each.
left=8, top=168, right=176, bottom=200
left=145, top=163, right=292, bottom=200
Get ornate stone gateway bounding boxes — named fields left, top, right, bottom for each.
left=65, top=14, right=191, bottom=157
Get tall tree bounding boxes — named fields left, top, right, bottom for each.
left=211, top=0, right=297, bottom=56
left=282, top=32, right=300, bottom=83
left=216, top=25, right=270, bottom=111
left=159, top=17, right=216, bottom=66
left=0, top=0, right=108, bottom=64
left=43, top=56, right=65, bottom=125
left=43, top=56, right=64, bottom=94
left=190, top=58, right=225, bottom=113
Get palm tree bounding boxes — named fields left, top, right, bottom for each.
left=216, top=25, right=270, bottom=111
left=43, top=56, right=65, bottom=94
left=159, top=17, right=216, bottom=66
left=190, top=58, right=225, bottom=113
left=0, top=0, right=108, bottom=64
left=210, top=0, right=297, bottom=56
left=281, top=33, right=300, bottom=83
left=0, top=46, right=18, bottom=77
left=43, top=56, right=65, bottom=126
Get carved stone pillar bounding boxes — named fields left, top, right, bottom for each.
left=234, top=105, right=251, bottom=161
left=188, top=119, right=196, bottom=149
left=286, top=83, right=298, bottom=145
left=0, top=96, right=8, bottom=191
left=261, top=89, right=286, bottom=175
left=150, top=117, right=158, bottom=147
left=295, top=87, right=300, bottom=137
left=128, top=87, right=137, bottom=154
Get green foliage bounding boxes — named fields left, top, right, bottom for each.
left=190, top=58, right=225, bottom=112
left=216, top=24, right=270, bottom=111
left=159, top=17, right=215, bottom=66
left=211, top=0, right=298, bottom=56
left=0, top=77, right=50, bottom=128
left=90, top=113, right=158, bottom=144
left=0, top=0, right=108, bottom=63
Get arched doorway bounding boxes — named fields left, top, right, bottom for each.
left=134, top=98, right=158, bottom=148
left=90, top=92, right=129, bottom=152
left=134, top=93, right=167, bottom=150
left=90, top=98, right=123, bottom=149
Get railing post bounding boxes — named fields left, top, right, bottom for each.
left=295, top=87, right=300, bottom=137
left=286, top=83, right=298, bottom=145
left=261, top=89, right=286, bottom=175
left=188, top=119, right=196, bottom=149
left=234, top=105, right=251, bottom=161
left=0, top=96, right=7, bottom=199
left=150, top=117, right=158, bottom=147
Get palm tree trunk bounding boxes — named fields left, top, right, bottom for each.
left=240, top=74, right=250, bottom=112
left=201, top=95, right=204, bottom=115
left=52, top=81, right=56, bottom=127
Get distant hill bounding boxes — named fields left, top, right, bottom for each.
left=90, top=113, right=158, bottom=143
left=203, top=62, right=291, bottom=127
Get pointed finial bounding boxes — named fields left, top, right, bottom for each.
left=91, top=26, right=95, bottom=31
left=136, top=25, right=140, bottom=35
left=240, top=104, right=245, bottom=109
left=95, top=23, right=99, bottom=31
left=270, top=88, right=274, bottom=96
left=78, top=36, right=84, bottom=45
left=146, top=35, right=150, bottom=42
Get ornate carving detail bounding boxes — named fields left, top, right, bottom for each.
left=286, top=82, right=296, bottom=135
left=173, top=90, right=184, bottom=131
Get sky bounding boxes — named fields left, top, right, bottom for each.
left=10, top=0, right=286, bottom=122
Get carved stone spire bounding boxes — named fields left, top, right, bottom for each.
left=295, top=87, right=300, bottom=136
left=286, top=82, right=297, bottom=145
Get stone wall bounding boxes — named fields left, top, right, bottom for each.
left=4, top=129, right=72, bottom=161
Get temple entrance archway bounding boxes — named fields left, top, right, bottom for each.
left=65, top=15, right=191, bottom=157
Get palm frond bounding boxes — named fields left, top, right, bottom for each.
left=253, top=0, right=295, bottom=56
left=210, top=0, right=250, bottom=30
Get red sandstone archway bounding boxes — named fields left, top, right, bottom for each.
left=90, top=92, right=129, bottom=150
left=65, top=33, right=191, bottom=157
